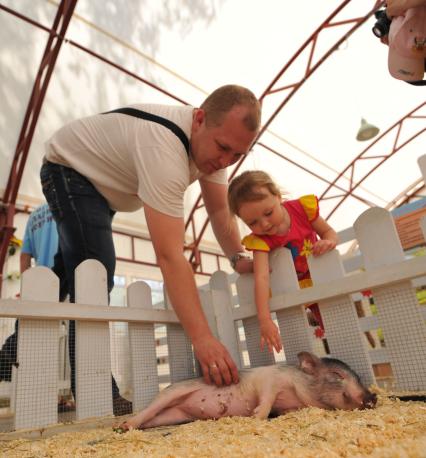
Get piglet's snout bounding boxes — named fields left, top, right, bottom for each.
left=362, top=392, right=377, bottom=409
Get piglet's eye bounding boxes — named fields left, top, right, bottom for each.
left=330, top=372, right=344, bottom=384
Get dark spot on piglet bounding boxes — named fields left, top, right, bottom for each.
left=219, top=401, right=228, bottom=415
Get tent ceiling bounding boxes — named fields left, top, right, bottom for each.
left=1, top=0, right=425, bottom=275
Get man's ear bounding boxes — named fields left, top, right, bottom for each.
left=193, top=108, right=205, bottom=129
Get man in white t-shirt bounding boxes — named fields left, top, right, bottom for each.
left=41, top=84, right=260, bottom=415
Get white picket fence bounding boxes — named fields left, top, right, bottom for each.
left=0, top=205, right=425, bottom=432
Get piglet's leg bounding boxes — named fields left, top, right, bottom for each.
left=120, top=386, right=199, bottom=430
left=251, top=377, right=276, bottom=420
left=140, top=406, right=193, bottom=429
left=253, top=394, right=275, bottom=420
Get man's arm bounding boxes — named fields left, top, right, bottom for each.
left=200, top=179, right=252, bottom=273
left=143, top=202, right=239, bottom=386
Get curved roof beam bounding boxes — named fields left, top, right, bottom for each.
left=0, top=1, right=389, bottom=278
left=258, top=0, right=384, bottom=135
left=0, top=5, right=189, bottom=107
left=0, top=1, right=78, bottom=295
left=256, top=142, right=376, bottom=209
left=0, top=3, right=195, bottom=292
left=0, top=1, right=78, bottom=206
left=386, top=179, right=425, bottom=211
left=186, top=0, right=384, bottom=268
left=0, top=4, right=194, bottom=287
left=319, top=101, right=426, bottom=220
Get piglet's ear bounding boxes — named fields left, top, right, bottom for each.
left=297, top=352, right=320, bottom=375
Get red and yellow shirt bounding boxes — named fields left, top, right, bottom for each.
left=242, top=195, right=319, bottom=285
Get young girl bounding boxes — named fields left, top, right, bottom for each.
left=228, top=170, right=338, bottom=354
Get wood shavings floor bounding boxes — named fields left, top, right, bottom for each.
left=0, top=394, right=425, bottom=457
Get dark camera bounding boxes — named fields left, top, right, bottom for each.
left=372, top=9, right=392, bottom=38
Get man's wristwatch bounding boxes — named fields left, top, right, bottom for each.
left=229, top=251, right=251, bottom=270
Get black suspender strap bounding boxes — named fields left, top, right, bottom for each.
left=103, top=107, right=190, bottom=156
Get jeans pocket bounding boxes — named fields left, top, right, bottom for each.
left=40, top=164, right=63, bottom=219
left=64, top=167, right=97, bottom=197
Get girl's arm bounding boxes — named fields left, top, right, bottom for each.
left=253, top=251, right=271, bottom=321
left=253, top=251, right=282, bottom=353
left=311, top=216, right=339, bottom=256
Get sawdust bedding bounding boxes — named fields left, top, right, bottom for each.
left=0, top=391, right=425, bottom=458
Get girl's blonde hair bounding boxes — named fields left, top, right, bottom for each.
left=228, top=170, right=282, bottom=216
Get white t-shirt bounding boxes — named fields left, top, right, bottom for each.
left=45, top=104, right=227, bottom=216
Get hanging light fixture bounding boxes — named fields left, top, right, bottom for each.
left=356, top=118, right=380, bottom=141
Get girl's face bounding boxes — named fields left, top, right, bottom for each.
left=238, top=187, right=288, bottom=236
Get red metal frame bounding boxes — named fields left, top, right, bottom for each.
left=385, top=179, right=425, bottom=211
left=0, top=4, right=189, bottom=106
left=5, top=0, right=420, bottom=287
left=185, top=0, right=384, bottom=268
left=319, top=101, right=426, bottom=219
left=256, top=142, right=375, bottom=208
left=113, top=230, right=225, bottom=276
left=3, top=201, right=224, bottom=277
left=0, top=0, right=78, bottom=295
left=0, top=4, right=223, bottom=286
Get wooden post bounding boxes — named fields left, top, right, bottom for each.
left=74, top=260, right=113, bottom=420
left=127, top=281, right=159, bottom=411
left=210, top=271, right=242, bottom=369
left=14, top=267, right=59, bottom=430
left=270, top=248, right=315, bottom=366
left=308, top=250, right=375, bottom=386
left=355, top=207, right=426, bottom=390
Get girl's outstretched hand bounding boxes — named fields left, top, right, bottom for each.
left=259, top=318, right=282, bottom=353
left=312, top=239, right=336, bottom=257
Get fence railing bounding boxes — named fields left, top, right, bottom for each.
left=0, top=205, right=425, bottom=432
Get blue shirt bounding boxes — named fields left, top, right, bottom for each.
left=21, top=204, right=58, bottom=268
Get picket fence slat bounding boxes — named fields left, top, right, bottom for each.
left=14, top=267, right=59, bottom=430
left=308, top=250, right=375, bottom=386
left=75, top=260, right=113, bottom=420
left=128, top=281, right=159, bottom=411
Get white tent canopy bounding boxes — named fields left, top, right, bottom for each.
left=1, top=0, right=425, bottom=285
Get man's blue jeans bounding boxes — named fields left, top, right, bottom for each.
left=40, top=161, right=119, bottom=398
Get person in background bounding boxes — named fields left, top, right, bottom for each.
left=20, top=203, right=57, bottom=269
left=374, top=0, right=426, bottom=84
left=20, top=203, right=66, bottom=280
left=41, top=84, right=261, bottom=416
left=386, top=0, right=426, bottom=16
left=228, top=170, right=338, bottom=353
left=0, top=203, right=68, bottom=383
